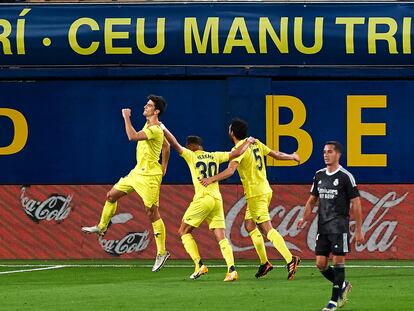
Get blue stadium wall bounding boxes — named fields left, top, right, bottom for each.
left=1, top=2, right=414, bottom=260
left=1, top=2, right=413, bottom=185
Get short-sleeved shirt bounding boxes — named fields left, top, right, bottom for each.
left=181, top=148, right=229, bottom=200
left=231, top=139, right=272, bottom=199
left=310, top=166, right=360, bottom=234
left=132, top=123, right=164, bottom=175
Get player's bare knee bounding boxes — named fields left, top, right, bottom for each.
left=316, top=259, right=328, bottom=271
left=106, top=191, right=116, bottom=203
left=316, top=263, right=326, bottom=271
left=178, top=226, right=187, bottom=236
left=245, top=220, right=256, bottom=232
left=258, top=221, right=272, bottom=236
left=213, top=229, right=225, bottom=242
left=179, top=224, right=193, bottom=236
left=146, top=208, right=154, bottom=218
left=146, top=207, right=160, bottom=222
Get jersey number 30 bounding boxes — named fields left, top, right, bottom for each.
left=196, top=162, right=218, bottom=178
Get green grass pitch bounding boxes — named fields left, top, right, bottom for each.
left=1, top=260, right=413, bottom=311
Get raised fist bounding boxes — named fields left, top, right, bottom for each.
left=122, top=108, right=131, bottom=118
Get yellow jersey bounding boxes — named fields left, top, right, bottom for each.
left=231, top=138, right=272, bottom=199
left=181, top=148, right=229, bottom=200
left=133, top=123, right=164, bottom=176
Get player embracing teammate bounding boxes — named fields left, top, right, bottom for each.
left=200, top=118, right=301, bottom=280
left=81, top=99, right=363, bottom=310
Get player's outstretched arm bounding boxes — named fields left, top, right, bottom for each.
left=228, top=136, right=255, bottom=161
left=122, top=108, right=148, bottom=141
left=267, top=150, right=300, bottom=164
left=297, top=195, right=318, bottom=229
left=351, top=197, right=365, bottom=244
left=161, top=138, right=170, bottom=176
left=200, top=161, right=239, bottom=186
left=160, top=123, right=184, bottom=155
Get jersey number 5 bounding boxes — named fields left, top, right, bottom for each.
left=253, top=148, right=263, bottom=170
left=196, top=162, right=218, bottom=178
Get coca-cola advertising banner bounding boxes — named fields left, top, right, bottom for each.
left=0, top=184, right=411, bottom=259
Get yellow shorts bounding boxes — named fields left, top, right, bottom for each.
left=114, top=170, right=162, bottom=208
left=183, top=195, right=225, bottom=230
left=245, top=192, right=272, bottom=224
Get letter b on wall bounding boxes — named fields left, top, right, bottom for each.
left=0, top=108, right=28, bottom=155
left=266, top=95, right=313, bottom=166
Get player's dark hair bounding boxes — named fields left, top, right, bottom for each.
left=325, top=141, right=343, bottom=153
left=147, top=94, right=167, bottom=117
left=230, top=118, right=248, bottom=140
left=186, top=135, right=203, bottom=147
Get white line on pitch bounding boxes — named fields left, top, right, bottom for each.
left=1, top=264, right=413, bottom=268
left=0, top=265, right=65, bottom=275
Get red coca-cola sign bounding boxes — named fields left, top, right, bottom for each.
left=225, top=185, right=410, bottom=259
left=0, top=184, right=412, bottom=259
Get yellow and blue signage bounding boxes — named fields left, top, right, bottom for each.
left=0, top=3, right=414, bottom=66
left=0, top=3, right=412, bottom=184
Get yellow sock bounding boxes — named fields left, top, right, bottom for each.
left=181, top=233, right=201, bottom=270
left=219, top=238, right=235, bottom=272
left=267, top=228, right=292, bottom=263
left=152, top=219, right=166, bottom=255
left=249, top=228, right=268, bottom=265
left=98, top=200, right=117, bottom=230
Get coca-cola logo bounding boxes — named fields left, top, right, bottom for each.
left=97, top=213, right=150, bottom=256
left=20, top=186, right=72, bottom=223
left=226, top=190, right=408, bottom=254
left=99, top=231, right=150, bottom=256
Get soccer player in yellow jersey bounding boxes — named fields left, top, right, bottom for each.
left=160, top=123, right=254, bottom=281
left=201, top=118, right=301, bottom=280
left=82, top=95, right=171, bottom=272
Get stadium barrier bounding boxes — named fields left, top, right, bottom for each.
left=0, top=184, right=411, bottom=259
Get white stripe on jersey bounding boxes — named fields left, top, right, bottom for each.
left=310, top=168, right=327, bottom=192
left=339, top=167, right=357, bottom=187
left=325, top=166, right=341, bottom=176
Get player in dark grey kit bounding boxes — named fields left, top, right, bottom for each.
left=298, top=141, right=364, bottom=311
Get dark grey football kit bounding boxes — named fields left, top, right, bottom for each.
left=310, top=166, right=360, bottom=256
